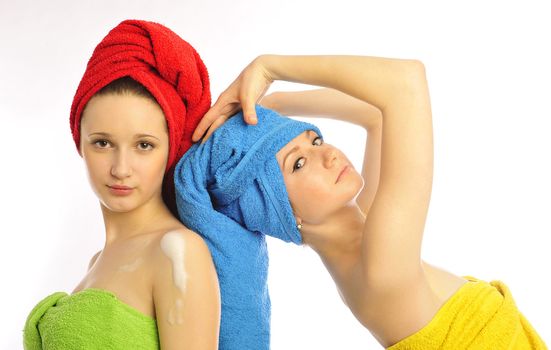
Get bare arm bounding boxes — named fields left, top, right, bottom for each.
left=255, top=55, right=432, bottom=280
left=261, top=88, right=382, bottom=214
left=153, top=230, right=220, bottom=349
left=198, top=55, right=435, bottom=343
left=262, top=56, right=435, bottom=344
left=199, top=55, right=432, bottom=278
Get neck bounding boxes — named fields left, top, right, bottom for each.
left=100, top=194, right=176, bottom=245
left=303, top=204, right=366, bottom=275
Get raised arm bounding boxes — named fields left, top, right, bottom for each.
left=197, top=55, right=435, bottom=345
left=260, top=55, right=431, bottom=274
left=260, top=88, right=382, bottom=214
left=197, top=56, right=431, bottom=271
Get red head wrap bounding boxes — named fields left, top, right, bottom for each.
left=70, top=19, right=211, bottom=213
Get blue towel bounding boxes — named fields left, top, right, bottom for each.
left=174, top=105, right=322, bottom=349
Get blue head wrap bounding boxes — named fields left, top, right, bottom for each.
left=174, top=105, right=321, bottom=349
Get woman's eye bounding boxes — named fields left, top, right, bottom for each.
left=293, top=157, right=305, bottom=172
left=313, top=137, right=323, bottom=146
left=93, top=140, right=110, bottom=148
left=138, top=142, right=154, bottom=151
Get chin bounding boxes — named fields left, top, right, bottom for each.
left=99, top=195, right=141, bottom=213
left=101, top=201, right=137, bottom=213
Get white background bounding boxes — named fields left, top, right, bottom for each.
left=1, top=1, right=550, bottom=349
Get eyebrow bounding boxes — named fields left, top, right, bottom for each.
left=136, top=133, right=160, bottom=141
left=283, top=146, right=299, bottom=170
left=282, top=131, right=317, bottom=168
left=87, top=132, right=160, bottom=141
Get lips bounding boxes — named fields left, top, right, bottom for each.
left=107, top=184, right=134, bottom=196
left=109, top=184, right=132, bottom=190
left=335, top=165, right=349, bottom=183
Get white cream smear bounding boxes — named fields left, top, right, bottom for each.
left=160, top=231, right=188, bottom=293
left=167, top=298, right=184, bottom=326
left=160, top=231, right=188, bottom=325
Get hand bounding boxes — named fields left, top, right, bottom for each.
left=192, top=56, right=274, bottom=143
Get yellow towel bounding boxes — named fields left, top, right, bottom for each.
left=387, top=277, right=547, bottom=350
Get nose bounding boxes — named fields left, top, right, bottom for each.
left=111, top=149, right=132, bottom=179
left=322, top=147, right=338, bottom=168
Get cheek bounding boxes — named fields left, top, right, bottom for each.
left=81, top=153, right=113, bottom=200
left=136, top=152, right=168, bottom=188
left=83, top=153, right=109, bottom=182
left=286, top=169, right=363, bottom=221
left=287, top=172, right=335, bottom=218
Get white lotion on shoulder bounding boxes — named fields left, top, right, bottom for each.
left=160, top=231, right=188, bottom=293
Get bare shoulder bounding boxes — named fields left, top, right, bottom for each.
left=161, top=227, right=210, bottom=256
left=150, top=226, right=218, bottom=301
left=149, top=227, right=214, bottom=272
left=151, top=227, right=220, bottom=348
left=87, top=250, right=102, bottom=271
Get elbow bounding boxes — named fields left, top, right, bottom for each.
left=401, top=58, right=426, bottom=75
left=408, top=59, right=426, bottom=74
left=401, top=59, right=428, bottom=90
left=380, top=58, right=430, bottom=108
left=378, top=59, right=429, bottom=112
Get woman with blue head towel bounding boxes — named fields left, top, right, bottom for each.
left=178, top=55, right=546, bottom=349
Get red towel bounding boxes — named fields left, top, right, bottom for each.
left=70, top=19, right=211, bottom=213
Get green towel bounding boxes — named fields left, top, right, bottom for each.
left=23, top=288, right=159, bottom=350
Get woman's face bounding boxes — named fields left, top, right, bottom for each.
left=79, top=94, right=169, bottom=213
left=276, top=130, right=364, bottom=224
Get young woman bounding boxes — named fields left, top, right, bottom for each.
left=190, top=55, right=546, bottom=349
left=23, top=20, right=220, bottom=350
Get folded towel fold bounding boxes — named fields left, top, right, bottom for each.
left=23, top=289, right=159, bottom=350
left=387, top=277, right=547, bottom=350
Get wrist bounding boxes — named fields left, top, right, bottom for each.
left=256, top=54, right=286, bottom=81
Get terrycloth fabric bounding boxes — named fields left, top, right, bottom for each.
left=174, top=105, right=322, bottom=349
left=387, top=276, right=547, bottom=350
left=70, top=19, right=211, bottom=212
left=23, top=289, right=159, bottom=350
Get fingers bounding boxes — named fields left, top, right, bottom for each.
left=193, top=59, right=272, bottom=141
left=193, top=107, right=222, bottom=142
left=241, top=100, right=258, bottom=125
left=239, top=75, right=268, bottom=125
left=193, top=100, right=240, bottom=143
left=201, top=115, right=230, bottom=143
left=192, top=94, right=236, bottom=142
